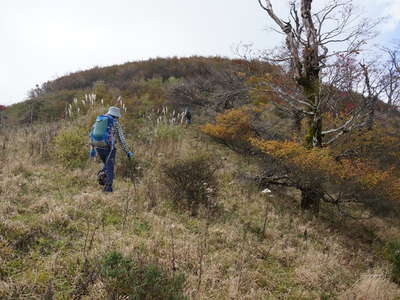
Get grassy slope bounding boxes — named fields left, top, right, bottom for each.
left=1, top=114, right=399, bottom=299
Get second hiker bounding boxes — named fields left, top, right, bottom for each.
left=184, top=107, right=192, bottom=125
left=89, top=106, right=133, bottom=192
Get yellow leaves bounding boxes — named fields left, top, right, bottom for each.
left=251, top=138, right=331, bottom=166
left=336, top=125, right=400, bottom=168
left=201, top=108, right=255, bottom=144
left=347, top=126, right=398, bottom=149
left=250, top=137, right=400, bottom=203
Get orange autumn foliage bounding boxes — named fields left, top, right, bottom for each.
left=201, top=108, right=255, bottom=145
left=250, top=138, right=400, bottom=206
left=335, top=126, right=400, bottom=168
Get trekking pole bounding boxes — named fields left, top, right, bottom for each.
left=122, top=158, right=137, bottom=230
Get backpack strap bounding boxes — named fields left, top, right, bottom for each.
left=105, top=115, right=116, bottom=148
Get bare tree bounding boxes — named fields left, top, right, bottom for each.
left=325, top=47, right=398, bottom=130
left=359, top=60, right=385, bottom=130
left=357, top=46, right=400, bottom=128
left=257, top=0, right=380, bottom=147
left=253, top=0, right=384, bottom=212
left=28, top=84, right=43, bottom=99
left=25, top=84, right=44, bottom=125
left=381, top=46, right=400, bottom=109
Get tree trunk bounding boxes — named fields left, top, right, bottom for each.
left=360, top=63, right=378, bottom=131
left=305, top=113, right=322, bottom=148
left=366, top=95, right=377, bottom=130
left=299, top=78, right=322, bottom=148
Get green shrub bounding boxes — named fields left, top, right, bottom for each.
left=99, top=251, right=187, bottom=300
left=154, top=123, right=182, bottom=142
left=53, top=125, right=88, bottom=169
left=161, top=153, right=220, bottom=216
left=385, top=241, right=400, bottom=283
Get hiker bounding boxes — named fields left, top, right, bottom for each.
left=89, top=106, right=133, bottom=192
left=184, top=108, right=192, bottom=125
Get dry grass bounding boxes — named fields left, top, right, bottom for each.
left=0, top=120, right=400, bottom=299
left=340, top=270, right=400, bottom=300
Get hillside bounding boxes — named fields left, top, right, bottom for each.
left=3, top=57, right=275, bottom=126
left=1, top=57, right=400, bottom=299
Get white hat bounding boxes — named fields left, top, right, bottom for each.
left=107, top=106, right=121, bottom=118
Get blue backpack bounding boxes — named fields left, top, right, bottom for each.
left=90, top=115, right=115, bottom=148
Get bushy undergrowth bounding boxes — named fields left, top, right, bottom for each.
left=53, top=125, right=88, bottom=169
left=161, top=152, right=220, bottom=216
left=27, top=123, right=60, bottom=160
left=99, top=251, right=187, bottom=300
left=116, top=155, right=143, bottom=183
left=201, top=107, right=255, bottom=150
left=334, top=125, right=400, bottom=169
left=384, top=240, right=400, bottom=283
left=250, top=138, right=400, bottom=214
left=154, top=123, right=183, bottom=142
left=0, top=131, right=9, bottom=163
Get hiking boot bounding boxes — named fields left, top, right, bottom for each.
left=97, top=170, right=107, bottom=186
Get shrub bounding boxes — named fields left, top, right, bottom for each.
left=161, top=153, right=220, bottom=216
left=99, top=251, right=187, bottom=300
left=334, top=125, right=400, bottom=169
left=384, top=241, right=400, bottom=283
left=116, top=155, right=143, bottom=183
left=53, top=125, right=88, bottom=169
left=0, top=132, right=9, bottom=163
left=154, top=123, right=182, bottom=142
left=201, top=107, right=255, bottom=149
left=250, top=138, right=400, bottom=214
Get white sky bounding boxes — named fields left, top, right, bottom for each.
left=1, top=0, right=399, bottom=105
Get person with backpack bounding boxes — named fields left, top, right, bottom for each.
left=89, top=106, right=133, bottom=192
left=184, top=107, right=192, bottom=125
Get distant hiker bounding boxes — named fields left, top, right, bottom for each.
left=184, top=108, right=192, bottom=125
left=89, top=106, right=133, bottom=192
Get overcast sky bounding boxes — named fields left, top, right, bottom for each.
left=1, top=0, right=399, bottom=105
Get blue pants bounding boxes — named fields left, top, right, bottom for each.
left=96, top=147, right=116, bottom=192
